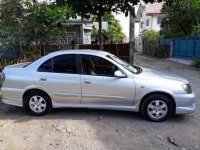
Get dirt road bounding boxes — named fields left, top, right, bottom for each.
left=0, top=54, right=200, bottom=150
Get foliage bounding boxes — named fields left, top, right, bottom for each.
left=193, top=24, right=200, bottom=35
left=107, top=19, right=125, bottom=43
left=0, top=0, right=24, bottom=47
left=63, top=0, right=168, bottom=49
left=192, top=58, right=200, bottom=68
left=142, top=30, right=163, bottom=44
left=142, top=44, right=170, bottom=58
left=142, top=30, right=168, bottom=58
left=0, top=0, right=73, bottom=58
left=23, top=1, right=71, bottom=45
left=161, top=0, right=200, bottom=38
left=92, top=12, right=125, bottom=44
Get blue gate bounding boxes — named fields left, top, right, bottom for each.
left=173, top=40, right=200, bottom=60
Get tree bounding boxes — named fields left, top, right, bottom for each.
left=161, top=0, right=200, bottom=38
left=142, top=30, right=163, bottom=44
left=63, top=0, right=139, bottom=50
left=22, top=1, right=71, bottom=55
left=0, top=0, right=24, bottom=47
left=92, top=12, right=125, bottom=44
left=107, top=19, right=125, bottom=43
left=0, top=0, right=73, bottom=58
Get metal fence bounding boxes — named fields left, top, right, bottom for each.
left=0, top=46, right=21, bottom=59
left=0, top=58, right=21, bottom=72
left=157, top=37, right=200, bottom=60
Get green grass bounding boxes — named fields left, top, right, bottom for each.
left=0, top=120, right=6, bottom=127
left=192, top=58, right=200, bottom=68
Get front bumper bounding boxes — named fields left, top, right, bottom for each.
left=174, top=92, right=196, bottom=114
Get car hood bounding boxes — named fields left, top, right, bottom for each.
left=140, top=67, right=188, bottom=83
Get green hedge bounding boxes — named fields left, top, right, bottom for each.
left=142, top=43, right=170, bottom=58
left=192, top=58, right=200, bottom=68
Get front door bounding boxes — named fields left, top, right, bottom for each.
left=35, top=54, right=81, bottom=104
left=80, top=54, right=135, bottom=106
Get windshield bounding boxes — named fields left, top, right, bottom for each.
left=107, top=54, right=142, bottom=74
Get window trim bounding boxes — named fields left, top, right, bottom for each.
left=37, top=58, right=53, bottom=73
left=37, top=54, right=79, bottom=75
left=79, top=54, right=125, bottom=78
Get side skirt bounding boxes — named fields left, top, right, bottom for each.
left=52, top=102, right=140, bottom=112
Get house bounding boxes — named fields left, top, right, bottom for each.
left=136, top=2, right=165, bottom=33
left=53, top=19, right=109, bottom=48
left=63, top=19, right=93, bottom=45
left=135, top=2, right=165, bottom=52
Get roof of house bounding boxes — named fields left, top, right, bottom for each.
left=146, top=2, right=163, bottom=15
left=135, top=2, right=164, bottom=22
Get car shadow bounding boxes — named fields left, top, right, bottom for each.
left=0, top=102, right=190, bottom=124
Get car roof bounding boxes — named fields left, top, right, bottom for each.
left=49, top=49, right=110, bottom=57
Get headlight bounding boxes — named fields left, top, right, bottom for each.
left=182, top=84, right=192, bottom=94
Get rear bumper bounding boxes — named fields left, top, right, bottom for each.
left=174, top=92, right=196, bottom=114
left=2, top=97, right=23, bottom=107
left=1, top=87, right=23, bottom=107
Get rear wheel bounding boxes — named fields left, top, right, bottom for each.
left=140, top=94, right=174, bottom=122
left=24, top=91, right=52, bottom=116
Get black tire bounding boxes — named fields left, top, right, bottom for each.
left=140, top=94, right=174, bottom=122
left=24, top=91, right=52, bottom=116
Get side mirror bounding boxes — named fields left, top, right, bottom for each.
left=114, top=70, right=126, bottom=78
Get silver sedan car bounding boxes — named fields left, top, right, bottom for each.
left=0, top=50, right=196, bottom=122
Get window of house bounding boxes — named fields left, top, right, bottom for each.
left=157, top=16, right=164, bottom=24
left=146, top=18, right=150, bottom=26
left=81, top=55, right=118, bottom=77
left=146, top=18, right=150, bottom=27
left=140, top=21, right=144, bottom=29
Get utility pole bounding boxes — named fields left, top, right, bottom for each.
left=129, top=7, right=135, bottom=66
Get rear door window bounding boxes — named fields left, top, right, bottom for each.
left=53, top=54, right=77, bottom=74
left=38, top=58, right=52, bottom=72
left=38, top=54, right=77, bottom=74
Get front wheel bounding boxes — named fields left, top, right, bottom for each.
left=24, top=91, right=52, bottom=116
left=140, top=94, right=174, bottom=122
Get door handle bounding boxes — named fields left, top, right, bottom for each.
left=83, top=80, right=91, bottom=84
left=40, top=78, right=47, bottom=81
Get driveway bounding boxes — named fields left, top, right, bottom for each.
left=0, top=54, right=200, bottom=150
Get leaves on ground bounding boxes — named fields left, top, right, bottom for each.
left=167, top=136, right=179, bottom=147
left=0, top=120, right=7, bottom=127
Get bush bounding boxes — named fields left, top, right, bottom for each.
left=192, top=58, right=200, bottom=68
left=142, top=30, right=163, bottom=43
left=142, top=43, right=170, bottom=58
left=141, top=30, right=170, bottom=58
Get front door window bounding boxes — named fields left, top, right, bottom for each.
left=80, top=55, right=118, bottom=77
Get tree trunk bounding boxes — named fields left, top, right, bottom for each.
left=129, top=7, right=135, bottom=66
left=98, top=13, right=103, bottom=50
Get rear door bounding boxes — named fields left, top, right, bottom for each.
left=35, top=54, right=81, bottom=104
